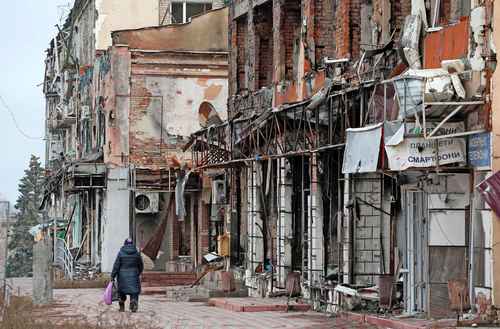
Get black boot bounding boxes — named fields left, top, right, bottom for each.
left=119, top=301, right=125, bottom=312
left=130, top=300, right=138, bottom=313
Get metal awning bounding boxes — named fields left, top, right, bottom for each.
left=342, top=123, right=383, bottom=174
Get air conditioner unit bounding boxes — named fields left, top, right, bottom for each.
left=212, top=180, right=227, bottom=204
left=135, top=192, right=160, bottom=214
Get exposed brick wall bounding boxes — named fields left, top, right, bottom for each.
left=254, top=2, right=273, bottom=88
left=283, top=0, right=301, bottom=80
left=335, top=0, right=348, bottom=58
left=273, top=0, right=284, bottom=82
left=236, top=15, right=248, bottom=92
left=229, top=20, right=238, bottom=96
left=350, top=0, right=361, bottom=59
left=246, top=3, right=257, bottom=91
left=314, top=0, right=336, bottom=66
left=129, top=76, right=166, bottom=167
left=392, top=0, right=411, bottom=40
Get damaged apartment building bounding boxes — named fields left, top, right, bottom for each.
left=187, top=0, right=499, bottom=320
left=42, top=0, right=228, bottom=277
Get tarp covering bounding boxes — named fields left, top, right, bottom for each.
left=342, top=123, right=382, bottom=174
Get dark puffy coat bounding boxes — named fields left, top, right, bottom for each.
left=111, top=245, right=144, bottom=295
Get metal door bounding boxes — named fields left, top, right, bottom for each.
left=402, top=188, right=429, bottom=315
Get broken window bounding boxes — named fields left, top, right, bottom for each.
left=171, top=1, right=212, bottom=24
left=254, top=2, right=273, bottom=88
left=283, top=0, right=301, bottom=81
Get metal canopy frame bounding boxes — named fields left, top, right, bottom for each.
left=422, top=100, right=486, bottom=140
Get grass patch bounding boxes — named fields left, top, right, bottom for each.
left=0, top=296, right=158, bottom=329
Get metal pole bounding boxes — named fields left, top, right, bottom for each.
left=54, top=194, right=58, bottom=265
left=1, top=201, right=10, bottom=292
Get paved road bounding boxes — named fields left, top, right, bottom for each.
left=7, top=278, right=378, bottom=329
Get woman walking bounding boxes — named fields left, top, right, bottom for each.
left=111, top=238, right=144, bottom=312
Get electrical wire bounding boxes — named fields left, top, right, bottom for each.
left=0, top=94, right=44, bottom=140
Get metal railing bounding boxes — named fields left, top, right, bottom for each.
left=55, top=237, right=74, bottom=280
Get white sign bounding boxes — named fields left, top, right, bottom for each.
left=385, top=123, right=466, bottom=170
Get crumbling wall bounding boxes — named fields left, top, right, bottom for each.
left=314, top=0, right=336, bottom=65
left=391, top=0, right=411, bottom=39
left=236, top=15, right=248, bottom=92
left=283, top=0, right=301, bottom=81
left=335, top=0, right=361, bottom=59
left=128, top=51, right=228, bottom=167
left=104, top=46, right=131, bottom=167
left=72, top=0, right=97, bottom=66
left=254, top=2, right=274, bottom=88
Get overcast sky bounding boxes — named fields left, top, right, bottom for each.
left=0, top=1, right=73, bottom=204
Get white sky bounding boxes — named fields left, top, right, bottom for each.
left=0, top=1, right=73, bottom=203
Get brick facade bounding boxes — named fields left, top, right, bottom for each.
left=335, top=0, right=362, bottom=59
left=392, top=0, right=411, bottom=39
left=283, top=0, right=301, bottom=81
left=314, top=0, right=336, bottom=66
left=236, top=16, right=248, bottom=92
left=254, top=2, right=273, bottom=88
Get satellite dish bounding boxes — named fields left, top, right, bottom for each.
left=198, top=102, right=222, bottom=128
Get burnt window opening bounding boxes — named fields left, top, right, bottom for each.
left=236, top=15, right=248, bottom=92
left=179, top=198, right=192, bottom=256
left=289, top=156, right=311, bottom=271
left=171, top=1, right=212, bottom=24
left=254, top=2, right=273, bottom=88
left=283, top=0, right=301, bottom=81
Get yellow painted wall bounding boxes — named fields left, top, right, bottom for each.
left=95, top=0, right=159, bottom=50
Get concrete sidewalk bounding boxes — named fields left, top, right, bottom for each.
left=7, top=278, right=378, bottom=329
left=341, top=311, right=457, bottom=329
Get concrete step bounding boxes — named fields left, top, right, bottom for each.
left=142, top=271, right=197, bottom=287
left=142, top=287, right=167, bottom=295
left=207, top=297, right=311, bottom=313
left=191, top=286, right=248, bottom=299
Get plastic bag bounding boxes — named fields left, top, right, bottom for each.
left=103, top=281, right=113, bottom=305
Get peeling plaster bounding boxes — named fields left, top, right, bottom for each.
left=204, top=84, right=223, bottom=100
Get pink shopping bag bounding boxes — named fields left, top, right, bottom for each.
left=103, top=281, right=113, bottom=305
